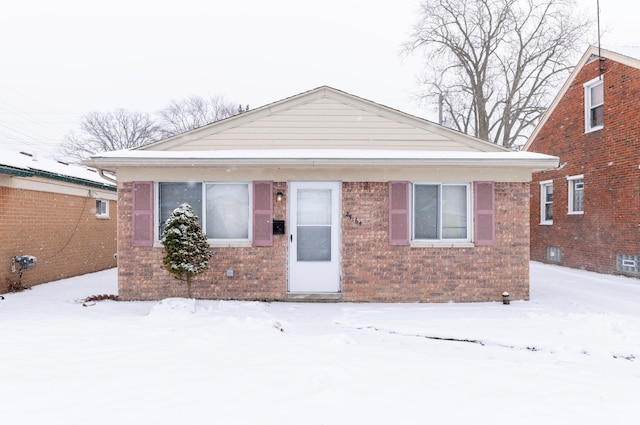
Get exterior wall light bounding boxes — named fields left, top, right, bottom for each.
left=276, top=192, right=284, bottom=202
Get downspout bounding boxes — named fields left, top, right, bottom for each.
left=98, top=169, right=118, bottom=185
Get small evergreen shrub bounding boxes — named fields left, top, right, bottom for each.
left=160, top=203, right=212, bottom=298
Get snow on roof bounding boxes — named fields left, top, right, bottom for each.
left=603, top=45, right=640, bottom=61
left=93, top=148, right=555, bottom=161
left=88, top=148, right=559, bottom=171
left=0, top=149, right=116, bottom=187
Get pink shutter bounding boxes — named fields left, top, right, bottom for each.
left=474, top=181, right=495, bottom=246
left=132, top=181, right=154, bottom=247
left=389, top=181, right=410, bottom=246
left=252, top=181, right=273, bottom=247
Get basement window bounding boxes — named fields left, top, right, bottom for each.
left=617, top=254, right=640, bottom=274
left=546, top=247, right=561, bottom=263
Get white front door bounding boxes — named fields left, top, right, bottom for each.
left=288, top=181, right=341, bottom=293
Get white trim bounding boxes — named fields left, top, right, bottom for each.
left=411, top=182, right=471, bottom=243
left=86, top=149, right=559, bottom=172
left=566, top=175, right=585, bottom=215
left=584, top=77, right=604, bottom=133
left=539, top=180, right=553, bottom=225
left=155, top=181, right=253, bottom=244
left=95, top=199, right=110, bottom=219
left=202, top=182, right=252, bottom=244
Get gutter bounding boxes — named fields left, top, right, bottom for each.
left=0, top=166, right=116, bottom=191
left=98, top=169, right=118, bottom=185
left=86, top=156, right=560, bottom=172
left=0, top=166, right=35, bottom=177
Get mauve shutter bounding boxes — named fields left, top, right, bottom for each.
left=132, top=181, right=154, bottom=247
left=389, top=181, right=410, bottom=246
left=252, top=181, right=273, bottom=247
left=474, top=181, right=495, bottom=246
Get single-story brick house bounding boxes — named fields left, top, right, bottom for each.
left=86, top=86, right=558, bottom=302
left=1, top=150, right=117, bottom=293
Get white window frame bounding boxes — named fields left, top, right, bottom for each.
left=567, top=175, right=584, bottom=215
left=540, top=180, right=553, bottom=225
left=202, top=182, right=252, bottom=244
left=95, top=199, right=109, bottom=219
left=155, top=181, right=252, bottom=244
left=584, top=77, right=604, bottom=132
left=411, top=183, right=471, bottom=243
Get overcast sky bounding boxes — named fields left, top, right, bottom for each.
left=0, top=0, right=636, bottom=158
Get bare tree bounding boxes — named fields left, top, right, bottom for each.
left=156, top=95, right=236, bottom=138
left=60, top=109, right=160, bottom=163
left=405, top=0, right=591, bottom=148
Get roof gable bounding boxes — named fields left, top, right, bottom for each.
left=524, top=45, right=640, bottom=151
left=140, top=86, right=507, bottom=153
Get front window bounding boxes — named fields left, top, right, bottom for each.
left=205, top=183, right=250, bottom=240
left=413, top=183, right=469, bottom=241
left=585, top=77, right=603, bottom=132
left=158, top=182, right=250, bottom=242
left=567, top=175, right=584, bottom=214
left=158, top=182, right=203, bottom=235
left=540, top=180, right=553, bottom=224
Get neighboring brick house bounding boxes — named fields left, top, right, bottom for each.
left=1, top=150, right=117, bottom=293
left=525, top=46, right=640, bottom=277
left=86, top=86, right=558, bottom=303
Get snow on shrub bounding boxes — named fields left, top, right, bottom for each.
left=160, top=203, right=212, bottom=298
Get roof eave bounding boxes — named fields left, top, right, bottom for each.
left=85, top=156, right=559, bottom=171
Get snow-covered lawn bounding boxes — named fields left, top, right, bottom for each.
left=1, top=262, right=639, bottom=425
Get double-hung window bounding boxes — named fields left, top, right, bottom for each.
left=158, top=182, right=251, bottom=242
left=567, top=175, right=584, bottom=214
left=412, top=183, right=470, bottom=241
left=540, top=180, right=553, bottom=224
left=585, top=77, right=604, bottom=132
left=95, top=199, right=109, bottom=218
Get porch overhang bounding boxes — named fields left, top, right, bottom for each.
left=85, top=149, right=559, bottom=173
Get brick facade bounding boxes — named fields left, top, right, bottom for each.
left=529, top=53, right=640, bottom=276
left=0, top=186, right=117, bottom=293
left=117, top=180, right=530, bottom=302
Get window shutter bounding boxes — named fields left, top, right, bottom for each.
left=389, top=181, right=409, bottom=246
left=474, top=181, right=495, bottom=246
left=132, top=181, right=154, bottom=247
left=252, top=181, right=273, bottom=247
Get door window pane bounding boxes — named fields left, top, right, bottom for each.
left=297, top=189, right=331, bottom=225
left=206, top=183, right=249, bottom=239
left=296, top=188, right=332, bottom=261
left=297, top=226, right=331, bottom=261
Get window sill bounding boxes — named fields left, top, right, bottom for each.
left=154, top=241, right=252, bottom=248
left=567, top=211, right=584, bottom=215
left=208, top=242, right=252, bottom=248
left=410, top=242, right=474, bottom=248
left=540, top=221, right=553, bottom=225
left=585, top=126, right=603, bottom=133
left=95, top=215, right=110, bottom=220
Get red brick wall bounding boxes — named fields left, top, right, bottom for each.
left=0, top=186, right=117, bottom=293
left=529, top=57, right=640, bottom=276
left=342, top=182, right=530, bottom=302
left=118, top=180, right=530, bottom=302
